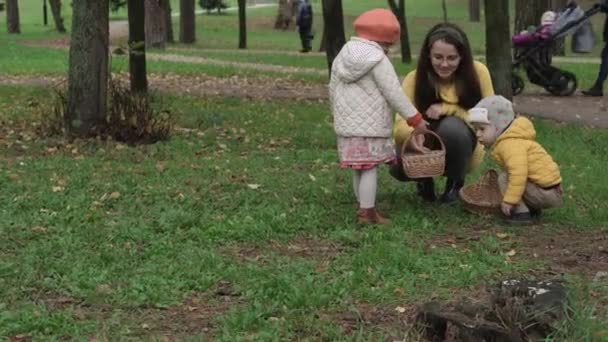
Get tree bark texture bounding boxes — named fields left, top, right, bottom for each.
left=180, top=0, right=196, bottom=43
left=165, top=0, right=174, bottom=42
left=514, top=0, right=550, bottom=33
left=6, top=0, right=20, bottom=33
left=469, top=0, right=480, bottom=22
left=485, top=0, right=512, bottom=99
left=321, top=0, right=346, bottom=74
left=49, top=0, right=66, bottom=33
left=128, top=0, right=148, bottom=93
left=66, top=0, right=110, bottom=136
left=238, top=0, right=247, bottom=49
left=388, top=0, right=412, bottom=64
left=145, top=0, right=167, bottom=49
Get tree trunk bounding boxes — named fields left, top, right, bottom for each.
left=165, top=0, right=174, bottom=43
left=388, top=0, right=412, bottom=64
left=180, top=0, right=196, bottom=43
left=238, top=0, right=247, bottom=49
left=485, top=0, right=512, bottom=100
left=514, top=0, right=550, bottom=33
left=321, top=0, right=346, bottom=74
left=319, top=25, right=326, bottom=52
left=469, top=0, right=480, bottom=22
left=145, top=0, right=166, bottom=49
left=442, top=0, right=448, bottom=22
left=274, top=0, right=294, bottom=30
left=48, top=0, right=66, bottom=33
left=128, top=0, right=148, bottom=93
left=6, top=0, right=20, bottom=33
left=66, top=0, right=109, bottom=136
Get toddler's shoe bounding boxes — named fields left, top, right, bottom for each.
left=504, top=211, right=535, bottom=225
left=357, top=208, right=390, bottom=225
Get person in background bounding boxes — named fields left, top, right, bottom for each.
left=296, top=0, right=313, bottom=53
left=582, top=1, right=608, bottom=96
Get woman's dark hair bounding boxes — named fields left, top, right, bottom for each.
left=414, top=23, right=482, bottom=115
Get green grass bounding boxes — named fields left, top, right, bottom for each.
left=1, top=85, right=607, bottom=339
left=1, top=0, right=607, bottom=339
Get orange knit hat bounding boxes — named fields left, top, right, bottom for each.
left=353, top=9, right=400, bottom=44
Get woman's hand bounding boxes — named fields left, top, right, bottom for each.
left=425, top=104, right=444, bottom=120
left=501, top=202, right=513, bottom=216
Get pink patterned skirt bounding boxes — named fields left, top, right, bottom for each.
left=337, top=136, right=396, bottom=170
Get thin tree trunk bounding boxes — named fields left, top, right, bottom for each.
left=469, top=0, right=480, bottom=22
left=321, top=0, right=346, bottom=74
left=165, top=0, right=174, bottom=43
left=238, top=0, right=247, bottom=49
left=319, top=25, right=326, bottom=52
left=485, top=0, right=512, bottom=100
left=388, top=0, right=411, bottom=64
left=442, top=0, right=448, bottom=22
left=6, top=0, right=20, bottom=33
left=274, top=0, right=293, bottom=30
left=128, top=0, right=148, bottom=93
left=180, top=0, right=196, bottom=43
left=145, top=0, right=166, bottom=49
left=66, top=0, right=109, bottom=136
left=49, top=0, right=66, bottom=33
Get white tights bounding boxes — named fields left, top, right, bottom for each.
left=352, top=167, right=378, bottom=209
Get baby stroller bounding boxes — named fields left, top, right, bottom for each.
left=511, top=2, right=603, bottom=96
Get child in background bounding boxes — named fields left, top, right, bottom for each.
left=329, top=9, right=427, bottom=225
left=512, top=10, right=557, bottom=45
left=468, top=95, right=562, bottom=223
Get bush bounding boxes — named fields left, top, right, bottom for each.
left=47, top=79, right=173, bottom=145
left=199, top=0, right=228, bottom=14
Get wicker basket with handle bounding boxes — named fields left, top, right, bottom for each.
left=459, top=169, right=503, bottom=215
left=401, top=131, right=446, bottom=179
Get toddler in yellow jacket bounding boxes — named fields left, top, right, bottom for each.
left=468, top=95, right=562, bottom=223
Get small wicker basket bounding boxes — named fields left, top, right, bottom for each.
left=401, top=131, right=446, bottom=179
left=459, top=169, right=503, bottom=215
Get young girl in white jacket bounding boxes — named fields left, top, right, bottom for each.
left=330, top=8, right=427, bottom=225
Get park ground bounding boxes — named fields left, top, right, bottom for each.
left=1, top=0, right=607, bottom=340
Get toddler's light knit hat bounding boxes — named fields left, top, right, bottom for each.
left=353, top=9, right=400, bottom=44
left=468, top=95, right=515, bottom=133
left=541, top=10, right=556, bottom=26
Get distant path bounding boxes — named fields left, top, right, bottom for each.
left=1, top=74, right=606, bottom=128
left=109, top=3, right=276, bottom=41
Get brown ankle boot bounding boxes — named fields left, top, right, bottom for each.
left=356, top=208, right=390, bottom=225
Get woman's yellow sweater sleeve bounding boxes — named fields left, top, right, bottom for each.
left=393, top=72, right=416, bottom=146
left=440, top=61, right=494, bottom=120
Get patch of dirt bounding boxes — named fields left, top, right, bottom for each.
left=130, top=289, right=245, bottom=339
left=0, top=73, right=326, bottom=101
left=316, top=302, right=419, bottom=339
left=28, top=281, right=245, bottom=340
left=515, top=228, right=608, bottom=277
left=425, top=227, right=608, bottom=278
left=220, top=235, right=347, bottom=266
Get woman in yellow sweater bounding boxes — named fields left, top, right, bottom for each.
left=389, top=23, right=494, bottom=203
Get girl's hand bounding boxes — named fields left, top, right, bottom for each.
left=425, top=104, right=444, bottom=120
left=501, top=202, right=513, bottom=216
left=408, top=122, right=430, bottom=153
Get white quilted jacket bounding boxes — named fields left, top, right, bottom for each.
left=330, top=37, right=419, bottom=138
